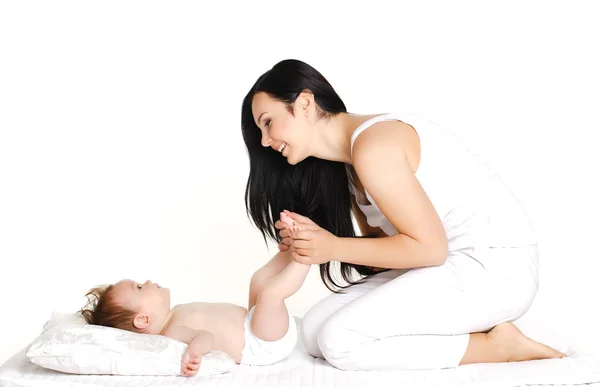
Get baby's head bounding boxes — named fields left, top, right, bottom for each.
left=80, top=279, right=171, bottom=334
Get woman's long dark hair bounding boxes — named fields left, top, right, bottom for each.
left=241, top=59, right=381, bottom=292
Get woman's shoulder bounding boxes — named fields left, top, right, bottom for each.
left=351, top=114, right=421, bottom=175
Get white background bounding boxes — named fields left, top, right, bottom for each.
left=1, top=1, right=599, bottom=365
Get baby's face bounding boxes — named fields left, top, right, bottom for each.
left=112, top=279, right=171, bottom=317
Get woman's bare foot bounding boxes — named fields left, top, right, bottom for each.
left=487, top=322, right=567, bottom=362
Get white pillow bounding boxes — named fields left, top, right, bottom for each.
left=25, top=311, right=236, bottom=376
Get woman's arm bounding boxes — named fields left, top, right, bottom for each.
left=337, top=232, right=447, bottom=269
left=338, top=122, right=449, bottom=269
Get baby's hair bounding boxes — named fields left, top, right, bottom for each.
left=78, top=285, right=142, bottom=333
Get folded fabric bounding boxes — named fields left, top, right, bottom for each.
left=25, top=311, right=236, bottom=376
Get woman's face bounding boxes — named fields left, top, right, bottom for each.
left=251, top=92, right=312, bottom=165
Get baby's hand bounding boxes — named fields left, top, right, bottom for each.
left=181, top=345, right=202, bottom=376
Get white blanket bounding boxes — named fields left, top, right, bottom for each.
left=1, top=317, right=599, bottom=387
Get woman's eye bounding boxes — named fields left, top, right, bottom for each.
left=265, top=119, right=271, bottom=128
left=137, top=285, right=142, bottom=290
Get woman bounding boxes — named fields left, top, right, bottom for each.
left=240, top=59, right=565, bottom=371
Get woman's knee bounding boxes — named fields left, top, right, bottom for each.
left=315, top=316, right=358, bottom=370
left=300, top=304, right=329, bottom=358
left=300, top=274, right=388, bottom=363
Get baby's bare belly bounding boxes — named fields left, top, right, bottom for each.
left=209, top=306, right=247, bottom=363
left=172, top=303, right=248, bottom=363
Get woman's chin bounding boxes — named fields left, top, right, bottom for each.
left=285, top=151, right=307, bottom=166
left=286, top=156, right=301, bottom=165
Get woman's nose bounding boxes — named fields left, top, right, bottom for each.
left=261, top=133, right=272, bottom=147
left=144, top=280, right=152, bottom=286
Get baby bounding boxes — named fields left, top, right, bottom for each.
left=80, top=212, right=308, bottom=376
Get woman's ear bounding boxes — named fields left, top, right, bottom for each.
left=297, top=89, right=315, bottom=115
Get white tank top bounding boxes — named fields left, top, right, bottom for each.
left=346, top=112, right=537, bottom=251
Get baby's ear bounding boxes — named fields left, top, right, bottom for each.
left=133, top=313, right=151, bottom=330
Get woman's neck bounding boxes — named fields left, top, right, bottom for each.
left=310, top=112, right=384, bottom=164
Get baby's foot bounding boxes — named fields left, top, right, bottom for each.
left=280, top=212, right=296, bottom=229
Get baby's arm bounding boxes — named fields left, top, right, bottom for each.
left=162, top=325, right=215, bottom=377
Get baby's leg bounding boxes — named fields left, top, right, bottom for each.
left=250, top=261, right=311, bottom=342
left=247, top=218, right=304, bottom=309
left=248, top=250, right=293, bottom=310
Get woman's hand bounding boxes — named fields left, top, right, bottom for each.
left=283, top=210, right=340, bottom=264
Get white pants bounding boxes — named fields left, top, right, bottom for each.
left=301, top=244, right=539, bottom=370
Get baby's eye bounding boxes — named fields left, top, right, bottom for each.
left=137, top=285, right=142, bottom=290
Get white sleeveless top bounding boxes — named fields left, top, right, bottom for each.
left=346, top=112, right=537, bottom=251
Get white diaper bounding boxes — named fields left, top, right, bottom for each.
left=240, top=306, right=297, bottom=366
